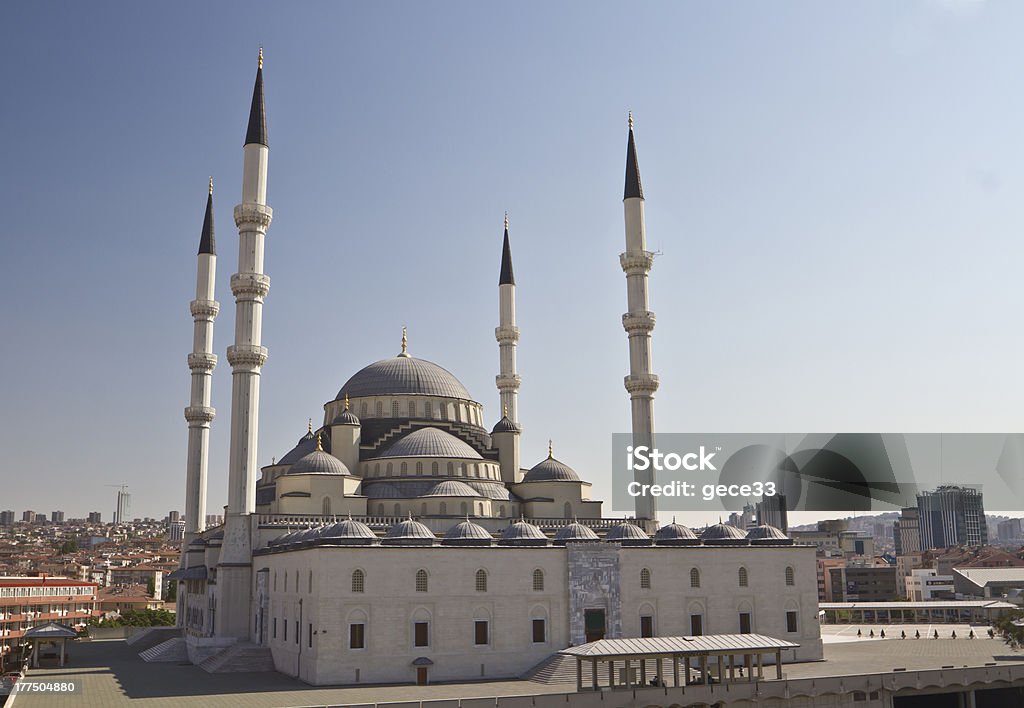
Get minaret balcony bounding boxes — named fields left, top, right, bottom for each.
left=624, top=374, right=660, bottom=395
left=188, top=352, right=218, bottom=372
left=230, top=273, right=271, bottom=299
left=619, top=250, right=655, bottom=274
left=184, top=405, right=216, bottom=424
left=190, top=299, right=220, bottom=319
left=496, top=374, right=522, bottom=389
left=226, top=344, right=268, bottom=368
left=494, top=325, right=520, bottom=343
left=233, top=203, right=273, bottom=230
left=622, top=311, right=657, bottom=334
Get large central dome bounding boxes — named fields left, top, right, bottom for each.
left=336, top=355, right=472, bottom=400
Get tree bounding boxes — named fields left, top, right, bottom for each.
left=58, top=539, right=78, bottom=555
left=146, top=576, right=155, bottom=598
left=995, top=610, right=1024, bottom=649
left=164, top=581, right=177, bottom=602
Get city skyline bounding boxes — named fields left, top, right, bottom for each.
left=2, top=2, right=1024, bottom=525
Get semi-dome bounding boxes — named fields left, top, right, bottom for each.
left=491, top=416, right=521, bottom=434
left=319, top=517, right=378, bottom=544
left=364, top=482, right=403, bottom=499
left=337, top=356, right=472, bottom=400
left=522, top=453, right=580, bottom=483
left=700, top=523, right=749, bottom=544
left=498, top=519, right=549, bottom=546
left=606, top=521, right=651, bottom=546
left=422, top=480, right=481, bottom=497
left=553, top=521, right=600, bottom=545
left=441, top=519, right=493, bottom=546
left=289, top=447, right=351, bottom=476
left=382, top=517, right=436, bottom=545
left=654, top=520, right=700, bottom=546
left=746, top=524, right=793, bottom=545
left=377, top=427, right=483, bottom=460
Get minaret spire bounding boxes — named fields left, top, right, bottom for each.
left=183, top=179, right=220, bottom=550
left=219, top=49, right=274, bottom=639
left=620, top=113, right=659, bottom=527
left=495, top=212, right=521, bottom=423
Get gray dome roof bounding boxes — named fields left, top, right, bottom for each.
left=746, top=525, right=793, bottom=544
left=491, top=416, right=521, bottom=434
left=269, top=529, right=304, bottom=546
left=606, top=521, right=652, bottom=545
left=423, top=480, right=481, bottom=497
left=332, top=409, right=360, bottom=426
left=296, top=525, right=325, bottom=542
left=442, top=519, right=494, bottom=546
left=378, top=427, right=483, bottom=460
left=318, top=518, right=378, bottom=544
left=553, top=522, right=600, bottom=544
left=277, top=427, right=318, bottom=465
left=289, top=448, right=350, bottom=476
left=498, top=519, right=549, bottom=546
left=654, top=521, right=700, bottom=545
left=468, top=482, right=513, bottom=501
left=523, top=455, right=580, bottom=483
left=700, top=523, right=749, bottom=543
left=364, top=482, right=403, bottom=499
left=337, top=356, right=472, bottom=400
left=382, top=517, right=437, bottom=545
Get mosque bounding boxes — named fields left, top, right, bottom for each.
left=168, top=51, right=824, bottom=686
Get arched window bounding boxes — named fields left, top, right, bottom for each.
left=322, top=497, right=331, bottom=516
left=351, top=569, right=365, bottom=593
left=690, top=568, right=700, bottom=588
left=431, top=462, right=439, bottom=476
left=738, top=567, right=748, bottom=587
left=460, top=502, right=468, bottom=516
left=376, top=401, right=383, bottom=417
left=447, top=462, right=454, bottom=475
left=425, top=401, right=433, bottom=418
left=377, top=504, right=384, bottom=515
left=421, top=502, right=427, bottom=516
left=499, top=505, right=506, bottom=517
left=400, top=462, right=407, bottom=474
left=533, top=569, right=544, bottom=591
left=475, top=569, right=488, bottom=592
left=640, top=568, right=652, bottom=589
left=360, top=402, right=368, bottom=418
left=415, top=569, right=428, bottom=592
left=393, top=503, right=401, bottom=516
left=785, top=566, right=795, bottom=586
left=564, top=502, right=572, bottom=519
left=408, top=400, right=415, bottom=417
left=440, top=502, right=447, bottom=515
left=392, top=401, right=399, bottom=417
left=416, top=462, right=423, bottom=475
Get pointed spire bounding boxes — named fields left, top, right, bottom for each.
left=624, top=111, right=643, bottom=200
left=398, top=326, right=410, bottom=357
left=307, top=418, right=313, bottom=434
left=315, top=431, right=323, bottom=452
left=499, top=212, right=515, bottom=285
left=344, top=394, right=350, bottom=410
left=245, top=48, right=268, bottom=147
left=198, top=178, right=216, bottom=255
left=548, top=440, right=553, bottom=458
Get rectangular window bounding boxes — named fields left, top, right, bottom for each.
left=475, top=620, right=489, bottom=645
left=786, top=611, right=798, bottom=633
left=350, top=623, right=365, bottom=649
left=640, top=615, right=654, bottom=638
left=283, top=619, right=287, bottom=642
left=414, top=621, right=429, bottom=647
left=690, top=614, right=703, bottom=636
left=295, top=622, right=299, bottom=644
left=308, top=623, right=313, bottom=648
left=532, top=619, right=546, bottom=643
left=739, top=612, right=752, bottom=634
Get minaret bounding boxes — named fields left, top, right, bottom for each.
left=219, top=48, right=272, bottom=640
left=621, top=113, right=659, bottom=526
left=183, top=178, right=219, bottom=550
left=495, top=212, right=521, bottom=423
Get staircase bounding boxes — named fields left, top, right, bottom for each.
left=197, top=642, right=275, bottom=673
left=125, top=626, right=181, bottom=651
left=522, top=653, right=579, bottom=684
left=139, top=637, right=189, bottom=663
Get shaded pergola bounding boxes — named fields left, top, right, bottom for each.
left=560, top=634, right=800, bottom=691
left=23, top=621, right=77, bottom=668
left=819, top=600, right=1016, bottom=625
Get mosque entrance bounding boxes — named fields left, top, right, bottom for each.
left=585, top=609, right=606, bottom=643
left=416, top=667, right=428, bottom=685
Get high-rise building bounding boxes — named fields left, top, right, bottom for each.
left=168, top=510, right=181, bottom=524
left=204, top=514, right=223, bottom=527
left=22, top=510, right=34, bottom=522
left=917, top=486, right=987, bottom=550
left=113, top=490, right=131, bottom=525
left=51, top=511, right=65, bottom=523
left=997, top=518, right=1022, bottom=541
left=169, top=520, right=185, bottom=542
left=755, top=494, right=788, bottom=532
left=87, top=511, right=102, bottom=524
left=893, top=507, right=921, bottom=555
left=0, top=511, right=14, bottom=525
left=33, top=513, right=46, bottom=524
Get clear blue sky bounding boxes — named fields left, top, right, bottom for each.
left=1, top=1, right=1021, bottom=525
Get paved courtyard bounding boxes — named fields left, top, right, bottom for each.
left=7, top=632, right=1024, bottom=708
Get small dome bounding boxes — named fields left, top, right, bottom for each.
left=654, top=520, right=700, bottom=546
left=382, top=517, right=436, bottom=545
left=606, top=521, right=652, bottom=546
left=523, top=454, right=580, bottom=483
left=700, top=523, right=749, bottom=544
left=553, top=522, right=600, bottom=545
left=442, top=519, right=494, bottom=546
left=296, top=525, right=325, bottom=542
left=319, top=517, right=378, bottom=544
left=491, top=416, right=521, bottom=434
left=498, top=519, right=549, bottom=546
left=269, top=529, right=303, bottom=546
left=289, top=448, right=350, bottom=476
left=337, top=355, right=472, bottom=400
left=468, top=482, right=513, bottom=501
left=277, top=425, right=319, bottom=465
left=378, top=427, right=482, bottom=460
left=746, top=524, right=793, bottom=545
left=422, top=480, right=481, bottom=498
left=332, top=409, right=360, bottom=426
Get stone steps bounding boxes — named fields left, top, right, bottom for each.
left=125, top=626, right=181, bottom=651
left=522, top=653, right=578, bottom=684
left=198, top=642, right=275, bottom=673
left=139, top=637, right=189, bottom=663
